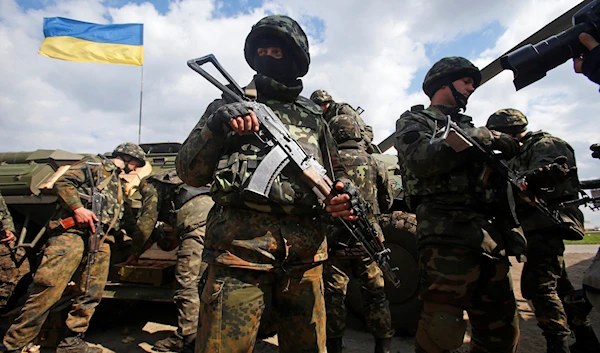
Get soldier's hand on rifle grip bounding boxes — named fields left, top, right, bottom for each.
left=230, top=109, right=260, bottom=135
left=207, top=102, right=257, bottom=135
left=326, top=182, right=359, bottom=221
left=73, top=207, right=98, bottom=233
left=574, top=33, right=600, bottom=84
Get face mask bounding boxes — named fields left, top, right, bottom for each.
left=122, top=165, right=132, bottom=174
left=253, top=55, right=294, bottom=81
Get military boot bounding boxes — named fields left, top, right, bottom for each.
left=56, top=335, right=103, bottom=353
left=326, top=338, right=343, bottom=353
left=374, top=338, right=392, bottom=353
left=153, top=332, right=196, bottom=353
left=546, top=336, right=571, bottom=353
left=570, top=325, right=600, bottom=353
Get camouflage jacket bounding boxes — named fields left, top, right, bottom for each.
left=0, top=193, right=15, bottom=233
left=177, top=74, right=349, bottom=270
left=50, top=155, right=135, bottom=236
left=331, top=140, right=392, bottom=244
left=324, top=101, right=374, bottom=146
left=511, top=130, right=583, bottom=234
left=175, top=194, right=214, bottom=241
left=395, top=105, right=510, bottom=253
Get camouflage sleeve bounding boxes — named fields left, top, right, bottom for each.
left=0, top=193, right=15, bottom=232
left=176, top=99, right=227, bottom=187
left=130, top=179, right=161, bottom=257
left=52, top=157, right=97, bottom=211
left=395, top=112, right=474, bottom=178
left=375, top=159, right=393, bottom=213
left=337, top=104, right=374, bottom=143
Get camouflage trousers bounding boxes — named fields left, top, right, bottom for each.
left=196, top=264, right=326, bottom=353
left=174, top=232, right=208, bottom=337
left=3, top=232, right=110, bottom=350
left=415, top=245, right=519, bottom=353
left=0, top=243, right=28, bottom=311
left=324, top=254, right=394, bottom=339
left=521, top=233, right=590, bottom=339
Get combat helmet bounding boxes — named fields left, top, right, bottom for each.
left=112, top=142, right=146, bottom=167
left=486, top=108, right=529, bottom=134
left=244, top=15, right=310, bottom=77
left=422, top=56, right=481, bottom=98
left=310, top=89, right=333, bottom=104
left=329, top=115, right=362, bottom=143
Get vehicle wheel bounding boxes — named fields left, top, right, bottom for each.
left=345, top=215, right=421, bottom=335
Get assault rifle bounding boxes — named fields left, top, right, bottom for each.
left=431, top=116, right=564, bottom=227
left=187, top=54, right=401, bottom=288
left=560, top=179, right=600, bottom=211
left=85, top=163, right=103, bottom=292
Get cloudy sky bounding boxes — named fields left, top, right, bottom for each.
left=1, top=0, right=599, bottom=225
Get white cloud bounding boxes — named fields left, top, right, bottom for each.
left=1, top=0, right=599, bottom=225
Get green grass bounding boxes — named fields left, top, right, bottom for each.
left=565, top=232, right=600, bottom=244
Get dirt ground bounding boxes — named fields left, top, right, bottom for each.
left=13, top=248, right=600, bottom=353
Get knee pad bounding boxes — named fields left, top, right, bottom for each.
left=427, top=311, right=467, bottom=350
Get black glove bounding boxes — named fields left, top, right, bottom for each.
left=590, top=143, right=600, bottom=159
left=582, top=45, right=600, bottom=85
left=206, top=102, right=251, bottom=135
left=490, top=130, right=520, bottom=159
left=526, top=156, right=576, bottom=189
left=334, top=181, right=362, bottom=211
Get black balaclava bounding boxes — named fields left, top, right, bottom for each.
left=252, top=35, right=299, bottom=84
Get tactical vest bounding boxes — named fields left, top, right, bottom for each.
left=337, top=143, right=382, bottom=214
left=211, top=96, right=326, bottom=214
left=397, top=108, right=492, bottom=209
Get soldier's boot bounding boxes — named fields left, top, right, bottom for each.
left=374, top=338, right=392, bottom=353
left=570, top=324, right=600, bottom=353
left=56, top=335, right=103, bottom=353
left=326, top=338, right=344, bottom=353
left=546, top=336, right=571, bottom=353
left=153, top=332, right=196, bottom=353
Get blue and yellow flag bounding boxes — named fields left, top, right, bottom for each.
left=39, top=17, right=143, bottom=66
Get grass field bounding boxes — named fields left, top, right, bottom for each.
left=565, top=232, right=600, bottom=244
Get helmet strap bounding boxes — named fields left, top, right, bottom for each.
left=448, top=82, right=468, bottom=112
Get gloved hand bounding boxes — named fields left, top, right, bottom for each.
left=580, top=34, right=600, bottom=85
left=490, top=130, right=520, bottom=159
left=526, top=156, right=576, bottom=190
left=590, top=143, right=600, bottom=159
left=206, top=102, right=251, bottom=135
left=326, top=181, right=361, bottom=221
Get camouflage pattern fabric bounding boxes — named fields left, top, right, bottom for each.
left=3, top=233, right=111, bottom=350
left=196, top=264, right=325, bottom=353
left=244, top=15, right=310, bottom=77
left=416, top=245, right=519, bottom=353
left=173, top=194, right=213, bottom=336
left=309, top=89, right=332, bottom=104
left=422, top=57, right=481, bottom=98
left=112, top=142, right=146, bottom=166
left=396, top=105, right=519, bottom=352
left=324, top=256, right=394, bottom=339
left=2, top=155, right=133, bottom=350
left=177, top=73, right=348, bottom=271
left=0, top=192, right=15, bottom=233
left=521, top=233, right=589, bottom=340
left=486, top=108, right=528, bottom=134
left=130, top=171, right=181, bottom=256
left=323, top=101, right=374, bottom=148
left=509, top=130, right=583, bottom=234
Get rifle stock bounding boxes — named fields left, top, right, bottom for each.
left=187, top=54, right=401, bottom=287
left=85, top=163, right=103, bottom=293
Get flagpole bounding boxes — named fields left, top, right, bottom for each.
left=138, top=66, right=144, bottom=144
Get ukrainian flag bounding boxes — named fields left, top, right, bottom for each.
left=39, top=17, right=143, bottom=66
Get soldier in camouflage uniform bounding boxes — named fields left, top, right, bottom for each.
left=0, top=192, right=26, bottom=312
left=487, top=109, right=600, bottom=353
left=176, top=15, right=355, bottom=353
left=1, top=143, right=145, bottom=353
left=310, top=89, right=375, bottom=152
left=395, top=57, right=523, bottom=353
left=124, top=169, right=214, bottom=353
left=324, top=115, right=394, bottom=353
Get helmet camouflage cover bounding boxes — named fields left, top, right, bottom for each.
left=329, top=114, right=362, bottom=143
left=422, top=56, right=482, bottom=98
left=112, top=142, right=146, bottom=166
left=486, top=108, right=529, bottom=134
left=244, top=15, right=310, bottom=77
left=310, top=89, right=333, bottom=104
